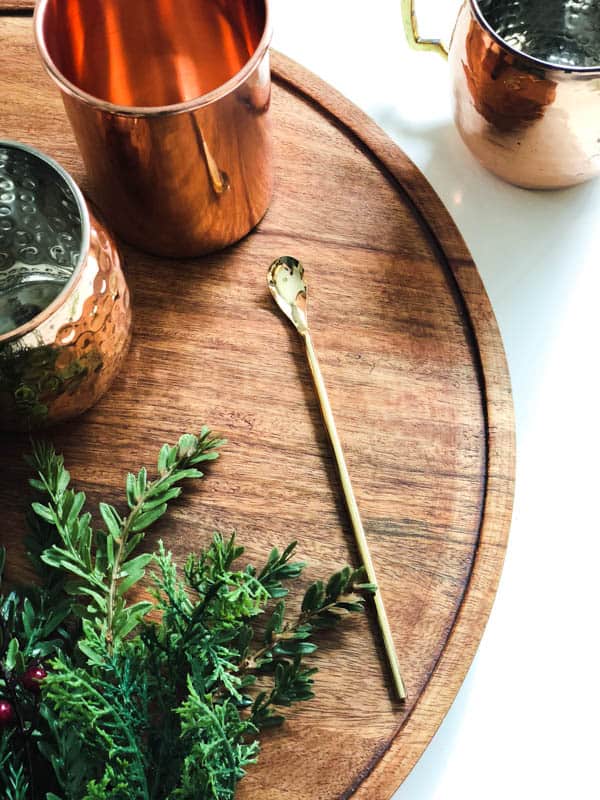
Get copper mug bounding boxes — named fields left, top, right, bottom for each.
left=0, top=141, right=131, bottom=431
left=403, top=0, right=600, bottom=189
left=34, top=0, right=273, bottom=257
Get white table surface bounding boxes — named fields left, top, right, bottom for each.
left=271, top=1, right=600, bottom=798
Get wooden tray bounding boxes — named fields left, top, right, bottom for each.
left=0, top=11, right=515, bottom=800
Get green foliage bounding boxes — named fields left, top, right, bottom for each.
left=172, top=683, right=259, bottom=800
left=1, top=470, right=74, bottom=800
left=29, top=429, right=225, bottom=661
left=0, top=431, right=376, bottom=800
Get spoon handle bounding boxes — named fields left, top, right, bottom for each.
left=303, top=331, right=407, bottom=702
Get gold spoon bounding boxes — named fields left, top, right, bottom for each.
left=267, top=256, right=407, bottom=702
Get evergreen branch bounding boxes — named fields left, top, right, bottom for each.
left=42, top=655, right=150, bottom=800
left=170, top=681, right=259, bottom=800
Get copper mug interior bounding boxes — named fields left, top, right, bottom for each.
left=475, top=0, right=600, bottom=68
left=37, top=0, right=267, bottom=108
left=34, top=0, right=273, bottom=257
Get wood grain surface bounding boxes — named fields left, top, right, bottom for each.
left=0, top=0, right=30, bottom=10
left=0, top=10, right=515, bottom=800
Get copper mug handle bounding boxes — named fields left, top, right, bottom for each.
left=402, top=0, right=449, bottom=58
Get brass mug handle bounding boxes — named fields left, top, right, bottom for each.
left=402, top=0, right=449, bottom=58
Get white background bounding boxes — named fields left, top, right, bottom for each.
left=271, top=1, right=600, bottom=798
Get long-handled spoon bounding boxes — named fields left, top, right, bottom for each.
left=267, top=256, right=407, bottom=702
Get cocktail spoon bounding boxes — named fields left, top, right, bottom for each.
left=268, top=255, right=407, bottom=702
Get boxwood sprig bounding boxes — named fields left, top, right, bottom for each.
left=28, top=429, right=225, bottom=658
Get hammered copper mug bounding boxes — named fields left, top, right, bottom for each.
left=403, top=0, right=600, bottom=188
left=0, top=141, right=131, bottom=431
left=34, top=0, right=273, bottom=257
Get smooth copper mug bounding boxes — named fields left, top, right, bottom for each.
left=0, top=141, right=131, bottom=430
left=34, top=0, right=273, bottom=257
left=403, top=0, right=600, bottom=188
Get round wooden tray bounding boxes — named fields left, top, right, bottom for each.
left=0, top=13, right=515, bottom=800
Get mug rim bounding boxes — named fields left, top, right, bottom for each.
left=470, top=0, right=600, bottom=74
left=34, top=0, right=273, bottom=118
left=0, top=140, right=91, bottom=345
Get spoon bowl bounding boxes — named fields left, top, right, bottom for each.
left=267, top=256, right=308, bottom=334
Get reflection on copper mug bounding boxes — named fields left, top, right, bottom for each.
left=0, top=141, right=131, bottom=431
left=34, top=0, right=273, bottom=257
left=403, top=0, right=600, bottom=189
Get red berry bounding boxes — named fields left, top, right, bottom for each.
left=21, top=664, right=47, bottom=694
left=0, top=699, right=15, bottom=728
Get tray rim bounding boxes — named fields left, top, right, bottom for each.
left=0, top=6, right=516, bottom=792
left=268, top=51, right=515, bottom=798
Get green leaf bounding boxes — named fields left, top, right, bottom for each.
left=354, top=581, right=377, bottom=594
left=326, top=571, right=344, bottom=599
left=149, top=469, right=203, bottom=493
left=141, top=487, right=181, bottom=511
left=22, top=597, right=35, bottom=637
left=136, top=467, right=148, bottom=499
left=32, top=502, right=55, bottom=524
left=157, top=443, right=170, bottom=474
left=177, top=434, right=198, bottom=457
left=99, top=503, right=122, bottom=538
left=106, top=533, right=115, bottom=567
left=57, top=467, right=71, bottom=495
left=301, top=581, right=324, bottom=613
left=77, top=639, right=108, bottom=666
left=5, top=637, right=19, bottom=671
left=274, top=640, right=317, bottom=656
left=66, top=492, right=86, bottom=528
left=113, top=601, right=153, bottom=637
left=264, top=600, right=285, bottom=643
left=189, top=450, right=221, bottom=464
left=121, top=553, right=154, bottom=575
left=130, top=504, right=167, bottom=533
left=126, top=472, right=137, bottom=507
left=117, top=553, right=153, bottom=595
